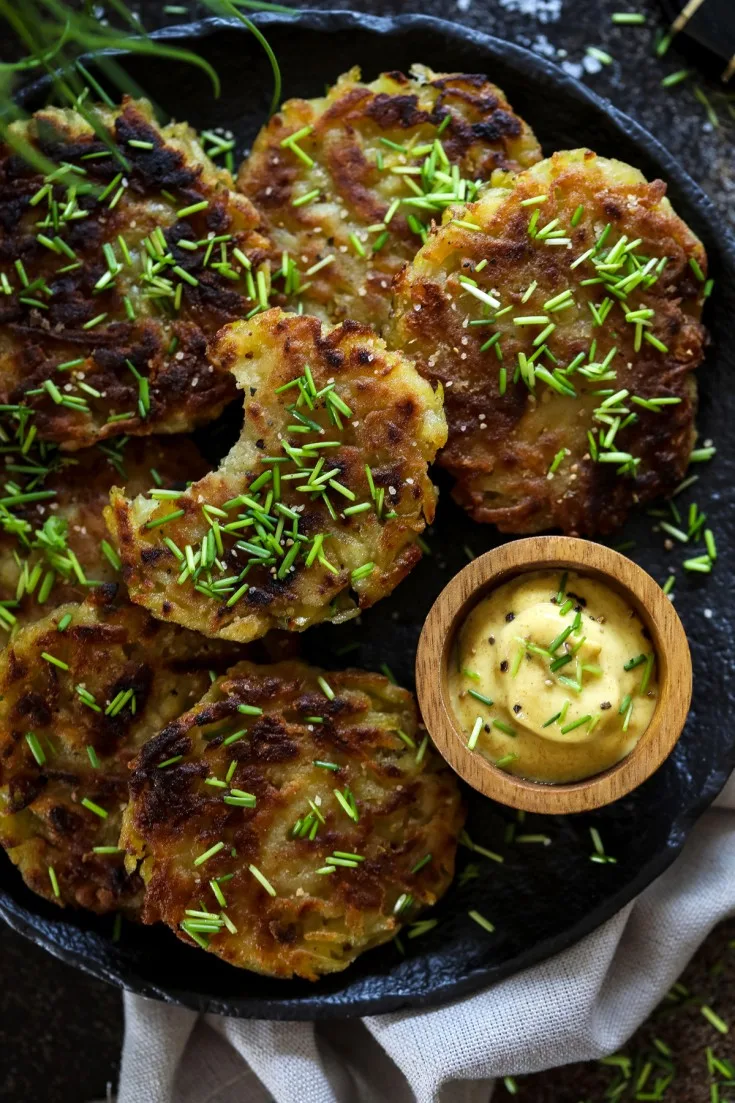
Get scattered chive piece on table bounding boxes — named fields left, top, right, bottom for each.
left=586, top=46, right=613, bottom=65
left=611, top=11, right=645, bottom=23
left=700, top=1005, right=729, bottom=1035
left=468, top=909, right=495, bottom=934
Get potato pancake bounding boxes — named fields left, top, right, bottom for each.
left=106, top=309, right=446, bottom=642
left=0, top=589, right=240, bottom=913
left=0, top=413, right=207, bottom=636
left=120, top=659, right=464, bottom=979
left=389, top=149, right=708, bottom=535
left=237, top=65, right=541, bottom=330
left=0, top=96, right=271, bottom=448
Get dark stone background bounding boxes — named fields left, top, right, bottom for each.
left=0, top=1, right=733, bottom=1100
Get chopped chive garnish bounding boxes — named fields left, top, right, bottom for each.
left=624, top=654, right=646, bottom=671
left=81, top=797, right=108, bottom=818
left=661, top=68, right=690, bottom=88
left=145, top=509, right=185, bottom=529
left=317, top=676, right=335, bottom=700
left=333, top=788, right=359, bottom=822
left=560, top=714, right=592, bottom=734
left=48, top=866, right=60, bottom=898
left=57, top=613, right=72, bottom=632
left=237, top=703, right=263, bottom=716
left=248, top=863, right=276, bottom=896
left=222, top=729, right=246, bottom=747
left=467, top=715, right=483, bottom=751
left=41, top=651, right=69, bottom=670
left=25, top=732, right=46, bottom=766
left=158, top=756, right=183, bottom=768
left=700, top=1005, right=729, bottom=1034
left=493, top=719, right=516, bottom=736
left=639, top=653, right=655, bottom=695
left=468, top=910, right=495, bottom=933
left=101, top=540, right=121, bottom=571
left=313, top=760, right=340, bottom=771
left=193, top=841, right=225, bottom=866
left=86, top=745, right=100, bottom=769
left=177, top=200, right=209, bottom=218
left=549, top=625, right=574, bottom=653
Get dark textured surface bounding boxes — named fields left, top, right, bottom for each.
left=497, top=918, right=735, bottom=1101
left=1, top=10, right=734, bottom=1025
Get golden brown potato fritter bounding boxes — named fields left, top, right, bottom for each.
left=0, top=590, right=240, bottom=914
left=0, top=419, right=207, bottom=636
left=106, top=309, right=446, bottom=642
left=237, top=65, right=541, bottom=330
left=389, top=149, right=708, bottom=535
left=0, top=97, right=271, bottom=448
left=120, top=659, right=464, bottom=979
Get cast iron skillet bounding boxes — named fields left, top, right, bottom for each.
left=1, top=10, right=734, bottom=1020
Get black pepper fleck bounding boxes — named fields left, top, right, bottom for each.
left=500, top=660, right=509, bottom=673
left=600, top=701, right=612, bottom=710
left=505, top=612, right=515, bottom=622
left=488, top=635, right=495, bottom=645
left=512, top=704, right=521, bottom=714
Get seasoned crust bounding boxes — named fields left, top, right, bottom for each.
left=237, top=65, right=541, bottom=330
left=120, top=659, right=464, bottom=979
left=389, top=149, right=708, bottom=535
left=0, top=97, right=272, bottom=448
left=0, top=589, right=241, bottom=914
left=0, top=424, right=208, bottom=635
left=105, top=309, right=446, bottom=642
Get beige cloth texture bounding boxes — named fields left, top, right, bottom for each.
left=118, top=775, right=735, bottom=1103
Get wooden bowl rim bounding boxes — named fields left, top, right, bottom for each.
left=415, top=536, right=693, bottom=813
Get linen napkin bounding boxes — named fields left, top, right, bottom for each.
left=116, top=773, right=735, bottom=1103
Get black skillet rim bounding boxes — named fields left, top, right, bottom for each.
left=1, top=9, right=734, bottom=1020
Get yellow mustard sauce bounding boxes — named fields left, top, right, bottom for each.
left=449, top=569, right=658, bottom=784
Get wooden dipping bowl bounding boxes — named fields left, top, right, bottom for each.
left=416, top=536, right=692, bottom=814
